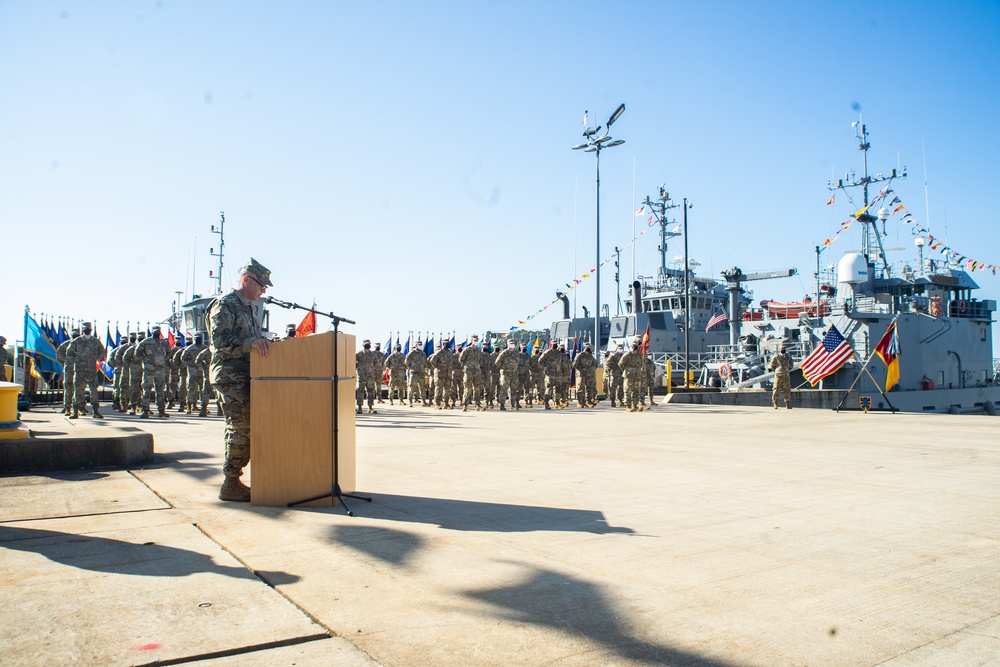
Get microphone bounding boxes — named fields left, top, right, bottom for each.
left=264, top=296, right=294, bottom=309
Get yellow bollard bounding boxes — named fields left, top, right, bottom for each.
left=665, top=360, right=672, bottom=394
left=0, top=381, right=31, bottom=439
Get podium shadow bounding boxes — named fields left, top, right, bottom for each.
left=355, top=493, right=635, bottom=535
left=462, top=563, right=735, bottom=667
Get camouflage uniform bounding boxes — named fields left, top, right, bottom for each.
left=356, top=342, right=379, bottom=414
left=195, top=347, right=213, bottom=413
left=606, top=346, right=625, bottom=407
left=56, top=334, right=77, bottom=415
left=136, top=329, right=171, bottom=417
left=181, top=339, right=209, bottom=415
left=117, top=334, right=137, bottom=411
left=209, top=258, right=272, bottom=500
left=618, top=345, right=645, bottom=412
left=428, top=345, right=456, bottom=409
left=768, top=348, right=793, bottom=409
left=373, top=343, right=385, bottom=403
left=106, top=344, right=122, bottom=410
left=644, top=355, right=657, bottom=406
left=451, top=351, right=463, bottom=405
left=458, top=339, right=484, bottom=411
left=385, top=347, right=407, bottom=404
left=517, top=347, right=532, bottom=405
left=66, top=326, right=105, bottom=418
left=572, top=346, right=598, bottom=407
left=555, top=345, right=571, bottom=407
left=169, top=345, right=186, bottom=410
left=124, top=333, right=146, bottom=414
left=537, top=345, right=560, bottom=409
left=479, top=346, right=496, bottom=408
left=495, top=344, right=521, bottom=410
left=404, top=344, right=428, bottom=406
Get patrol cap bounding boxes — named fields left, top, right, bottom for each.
left=394, top=344, right=402, bottom=351
left=415, top=339, right=423, bottom=345
left=242, top=257, right=273, bottom=287
left=286, top=324, right=296, bottom=331
left=81, top=322, right=93, bottom=332
left=72, top=328, right=81, bottom=336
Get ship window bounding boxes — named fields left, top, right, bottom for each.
left=651, top=299, right=660, bottom=311
left=937, top=371, right=945, bottom=385
left=625, top=301, right=632, bottom=314
left=982, top=328, right=987, bottom=342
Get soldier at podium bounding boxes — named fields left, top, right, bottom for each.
left=208, top=258, right=273, bottom=502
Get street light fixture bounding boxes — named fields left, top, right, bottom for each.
left=572, top=103, right=626, bottom=351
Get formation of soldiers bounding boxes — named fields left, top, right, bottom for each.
left=105, top=327, right=217, bottom=419
left=54, top=322, right=106, bottom=419
left=356, top=336, right=659, bottom=413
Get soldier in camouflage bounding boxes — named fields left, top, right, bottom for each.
left=117, top=333, right=137, bottom=412
left=123, top=332, right=146, bottom=414
left=451, top=346, right=463, bottom=406
left=768, top=343, right=793, bottom=409
left=643, top=353, right=657, bottom=407
left=373, top=342, right=385, bottom=403
left=537, top=342, right=559, bottom=410
left=65, top=322, right=105, bottom=419
left=56, top=329, right=80, bottom=415
left=195, top=345, right=213, bottom=415
left=356, top=340, right=378, bottom=415
left=618, top=340, right=646, bottom=412
left=108, top=342, right=124, bottom=411
left=385, top=343, right=406, bottom=405
left=181, top=334, right=209, bottom=415
left=404, top=340, right=428, bottom=407
left=428, top=343, right=456, bottom=409
left=555, top=343, right=571, bottom=408
left=572, top=343, right=598, bottom=408
left=136, top=326, right=171, bottom=418
left=516, top=343, right=532, bottom=406
left=208, top=258, right=273, bottom=502
left=495, top=340, right=521, bottom=411
left=479, top=342, right=496, bottom=409
left=606, top=343, right=626, bottom=407
left=168, top=339, right=185, bottom=410
left=458, top=335, right=484, bottom=411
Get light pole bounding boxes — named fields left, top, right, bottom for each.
left=572, top=103, right=625, bottom=351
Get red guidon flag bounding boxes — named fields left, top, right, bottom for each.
left=296, top=311, right=316, bottom=337
left=638, top=323, right=651, bottom=354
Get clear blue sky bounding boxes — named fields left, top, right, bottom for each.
left=3, top=1, right=998, bottom=351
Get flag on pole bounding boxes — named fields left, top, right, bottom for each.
left=800, top=325, right=854, bottom=386
left=874, top=320, right=901, bottom=391
left=168, top=330, right=176, bottom=348
left=385, top=335, right=392, bottom=358
left=638, top=323, right=651, bottom=354
left=296, top=311, right=316, bottom=337
left=706, top=307, right=728, bottom=331
left=403, top=336, right=410, bottom=356
left=106, top=326, right=116, bottom=350
left=826, top=194, right=835, bottom=206
left=634, top=205, right=646, bottom=217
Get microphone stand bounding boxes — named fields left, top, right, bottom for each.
left=267, top=298, right=372, bottom=515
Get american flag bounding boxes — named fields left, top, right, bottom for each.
left=706, top=308, right=728, bottom=332
left=800, top=325, right=854, bottom=386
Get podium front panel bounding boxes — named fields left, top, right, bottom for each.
left=250, top=331, right=357, bottom=508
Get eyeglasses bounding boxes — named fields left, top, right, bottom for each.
left=248, top=275, right=268, bottom=292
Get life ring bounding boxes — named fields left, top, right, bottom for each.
left=718, top=364, right=732, bottom=381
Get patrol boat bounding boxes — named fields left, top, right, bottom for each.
left=693, top=122, right=999, bottom=413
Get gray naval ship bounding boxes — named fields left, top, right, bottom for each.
left=552, top=123, right=999, bottom=413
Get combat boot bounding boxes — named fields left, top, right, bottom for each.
left=92, top=406, right=103, bottom=419
left=544, top=397, right=552, bottom=410
left=178, top=403, right=187, bottom=413
left=368, top=406, right=377, bottom=414
left=218, top=477, right=251, bottom=502
left=80, top=405, right=89, bottom=415
left=462, top=404, right=468, bottom=412
left=69, top=408, right=79, bottom=419
left=389, top=398, right=394, bottom=405
left=168, top=399, right=175, bottom=409
left=499, top=403, right=506, bottom=411
left=199, top=406, right=208, bottom=417
left=140, top=407, right=150, bottom=419
left=159, top=408, right=170, bottom=419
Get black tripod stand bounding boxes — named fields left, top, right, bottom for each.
left=266, top=297, right=372, bottom=516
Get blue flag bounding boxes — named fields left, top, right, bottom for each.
left=24, top=310, right=62, bottom=374
left=106, top=326, right=115, bottom=350
left=424, top=338, right=434, bottom=356
left=385, top=335, right=392, bottom=358
left=115, top=327, right=121, bottom=347
left=447, top=335, right=455, bottom=351
left=403, top=336, right=410, bottom=356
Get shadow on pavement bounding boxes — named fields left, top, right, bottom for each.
left=0, top=525, right=299, bottom=583
left=328, top=524, right=426, bottom=567
left=357, top=494, right=635, bottom=535
left=463, top=564, right=735, bottom=667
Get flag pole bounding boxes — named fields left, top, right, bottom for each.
left=834, top=317, right=899, bottom=412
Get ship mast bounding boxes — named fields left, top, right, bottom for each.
left=641, top=185, right=681, bottom=285
left=829, top=122, right=906, bottom=279
left=209, top=211, right=226, bottom=295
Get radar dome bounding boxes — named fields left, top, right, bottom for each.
left=838, top=253, right=869, bottom=284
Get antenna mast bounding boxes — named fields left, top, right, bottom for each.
left=209, top=212, right=226, bottom=295
left=828, top=122, right=906, bottom=278
left=641, top=185, right=681, bottom=285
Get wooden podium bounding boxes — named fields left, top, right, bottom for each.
left=249, top=331, right=356, bottom=507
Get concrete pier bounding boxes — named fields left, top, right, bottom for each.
left=1, top=403, right=997, bottom=666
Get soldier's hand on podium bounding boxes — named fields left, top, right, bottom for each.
left=252, top=338, right=272, bottom=358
